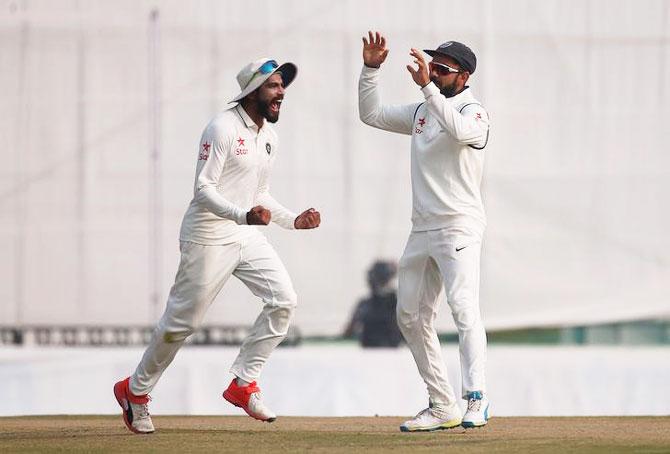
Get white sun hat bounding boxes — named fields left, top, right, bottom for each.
left=230, top=58, right=297, bottom=103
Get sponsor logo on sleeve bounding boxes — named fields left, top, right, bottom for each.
left=199, top=142, right=211, bottom=160
left=415, top=117, right=426, bottom=134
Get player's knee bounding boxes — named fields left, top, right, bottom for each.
left=286, top=285, right=298, bottom=305
left=452, top=305, right=479, bottom=332
left=268, top=280, right=297, bottom=308
left=161, top=328, right=194, bottom=343
left=280, top=290, right=298, bottom=309
left=157, top=319, right=198, bottom=343
left=267, top=304, right=294, bottom=336
left=269, top=298, right=296, bottom=322
left=396, top=307, right=419, bottom=334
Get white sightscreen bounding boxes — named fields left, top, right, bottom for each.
left=1, top=0, right=669, bottom=335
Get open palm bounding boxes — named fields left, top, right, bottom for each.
left=362, top=31, right=389, bottom=68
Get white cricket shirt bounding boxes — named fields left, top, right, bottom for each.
left=358, top=65, right=490, bottom=237
left=179, top=104, right=297, bottom=245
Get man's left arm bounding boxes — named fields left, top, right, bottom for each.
left=422, top=84, right=490, bottom=148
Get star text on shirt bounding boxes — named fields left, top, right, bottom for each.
left=199, top=141, right=211, bottom=160
left=415, top=117, right=426, bottom=134
left=235, top=137, right=249, bottom=156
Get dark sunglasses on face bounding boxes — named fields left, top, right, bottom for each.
left=429, top=61, right=462, bottom=75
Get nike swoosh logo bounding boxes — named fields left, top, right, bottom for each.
left=455, top=246, right=467, bottom=252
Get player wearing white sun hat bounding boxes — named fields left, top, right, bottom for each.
left=114, top=57, right=320, bottom=434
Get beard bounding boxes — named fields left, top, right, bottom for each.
left=256, top=97, right=280, bottom=123
left=432, top=77, right=459, bottom=98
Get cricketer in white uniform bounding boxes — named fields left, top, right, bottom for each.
left=358, top=32, right=491, bottom=431
left=114, top=58, right=321, bottom=434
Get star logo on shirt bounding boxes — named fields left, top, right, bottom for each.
left=475, top=113, right=482, bottom=121
left=199, top=141, right=211, bottom=160
left=418, top=117, right=426, bottom=127
left=235, top=137, right=249, bottom=156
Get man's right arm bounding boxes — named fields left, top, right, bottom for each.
left=193, top=128, right=248, bottom=225
left=358, top=30, right=418, bottom=135
left=358, top=66, right=420, bottom=135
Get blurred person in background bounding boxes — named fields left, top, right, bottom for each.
left=113, top=57, right=321, bottom=434
left=343, top=260, right=403, bottom=347
left=359, top=31, right=491, bottom=432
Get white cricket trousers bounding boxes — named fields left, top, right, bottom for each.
left=396, top=228, right=487, bottom=406
left=130, top=231, right=297, bottom=396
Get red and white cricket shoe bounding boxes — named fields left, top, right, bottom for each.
left=223, top=378, right=276, bottom=422
left=113, top=377, right=155, bottom=434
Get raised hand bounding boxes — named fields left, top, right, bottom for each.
left=362, top=30, right=389, bottom=68
left=406, top=48, right=430, bottom=87
left=294, top=208, right=321, bottom=230
left=246, top=205, right=271, bottom=225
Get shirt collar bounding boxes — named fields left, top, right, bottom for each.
left=235, top=104, right=262, bottom=131
left=450, top=86, right=473, bottom=103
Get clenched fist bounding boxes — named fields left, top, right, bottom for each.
left=246, top=205, right=271, bottom=225
left=294, top=208, right=321, bottom=230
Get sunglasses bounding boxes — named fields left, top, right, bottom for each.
left=429, top=61, right=462, bottom=76
left=245, top=60, right=279, bottom=88
left=258, top=59, right=279, bottom=75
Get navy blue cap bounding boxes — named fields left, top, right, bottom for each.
left=424, top=41, right=477, bottom=74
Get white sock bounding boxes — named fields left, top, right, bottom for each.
left=236, top=377, right=250, bottom=387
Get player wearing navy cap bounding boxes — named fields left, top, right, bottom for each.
left=359, top=31, right=491, bottom=431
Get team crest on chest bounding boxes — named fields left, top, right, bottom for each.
left=266, top=143, right=271, bottom=154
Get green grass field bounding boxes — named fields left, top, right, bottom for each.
left=1, top=415, right=669, bottom=453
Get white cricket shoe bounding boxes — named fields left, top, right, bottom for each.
left=223, top=379, right=277, bottom=422
left=247, top=392, right=277, bottom=421
left=399, top=402, right=462, bottom=432
left=462, top=391, right=490, bottom=428
left=114, top=377, right=155, bottom=434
